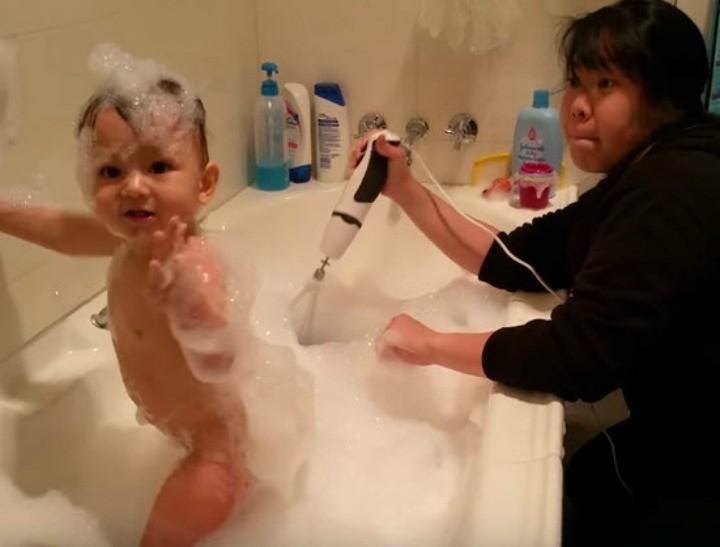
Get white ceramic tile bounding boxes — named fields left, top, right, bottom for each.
left=0, top=235, right=47, bottom=283
left=677, top=0, right=713, bottom=37
left=417, top=0, right=566, bottom=184
left=0, top=262, right=68, bottom=360
left=0, top=0, right=150, bottom=38
left=0, top=281, right=27, bottom=362
left=542, top=0, right=612, bottom=17
left=42, top=253, right=108, bottom=313
left=257, top=0, right=418, bottom=137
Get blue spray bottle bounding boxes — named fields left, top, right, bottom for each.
left=254, top=62, right=289, bottom=191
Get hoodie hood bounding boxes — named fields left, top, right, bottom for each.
left=651, top=114, right=720, bottom=157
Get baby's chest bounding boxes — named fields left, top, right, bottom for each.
left=108, top=290, right=183, bottom=386
left=107, top=279, right=169, bottom=343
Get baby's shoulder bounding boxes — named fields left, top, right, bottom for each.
left=200, top=229, right=259, bottom=306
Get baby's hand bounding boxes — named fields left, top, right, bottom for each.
left=147, top=217, right=233, bottom=382
left=376, top=313, right=438, bottom=366
left=147, top=216, right=188, bottom=305
left=147, top=217, right=224, bottom=323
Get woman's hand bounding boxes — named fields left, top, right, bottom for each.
left=349, top=131, right=417, bottom=203
left=378, top=313, right=492, bottom=377
left=376, top=313, right=439, bottom=365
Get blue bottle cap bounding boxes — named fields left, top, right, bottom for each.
left=290, top=164, right=312, bottom=183
left=260, top=61, right=279, bottom=96
left=532, top=89, right=549, bottom=108
left=314, top=83, right=345, bottom=106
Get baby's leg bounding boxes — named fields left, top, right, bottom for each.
left=141, top=445, right=250, bottom=547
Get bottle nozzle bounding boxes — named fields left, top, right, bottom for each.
left=261, top=61, right=279, bottom=78
left=314, top=257, right=331, bottom=281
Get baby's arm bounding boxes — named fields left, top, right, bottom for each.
left=0, top=200, right=118, bottom=255
left=148, top=218, right=235, bottom=382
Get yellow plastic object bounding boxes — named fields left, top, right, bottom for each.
left=471, top=152, right=566, bottom=187
left=471, top=153, right=510, bottom=186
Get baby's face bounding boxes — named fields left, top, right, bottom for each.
left=88, top=106, right=215, bottom=242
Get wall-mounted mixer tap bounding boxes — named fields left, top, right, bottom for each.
left=404, top=117, right=430, bottom=146
left=445, top=113, right=477, bottom=150
left=355, top=112, right=387, bottom=138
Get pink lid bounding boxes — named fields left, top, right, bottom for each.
left=518, top=161, right=554, bottom=175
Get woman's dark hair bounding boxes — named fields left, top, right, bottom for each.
left=561, top=0, right=709, bottom=117
left=75, top=78, right=209, bottom=165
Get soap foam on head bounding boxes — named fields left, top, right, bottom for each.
left=76, top=43, right=203, bottom=203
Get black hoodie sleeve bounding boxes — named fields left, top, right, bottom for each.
left=481, top=178, right=708, bottom=402
left=478, top=199, right=581, bottom=291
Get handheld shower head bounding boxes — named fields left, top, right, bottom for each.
left=318, top=130, right=401, bottom=269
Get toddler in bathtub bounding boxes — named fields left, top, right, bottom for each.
left=0, top=47, right=307, bottom=546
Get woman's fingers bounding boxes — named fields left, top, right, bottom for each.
left=375, top=135, right=406, bottom=159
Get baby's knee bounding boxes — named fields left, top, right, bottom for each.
left=189, top=455, right=252, bottom=507
left=189, top=459, right=237, bottom=504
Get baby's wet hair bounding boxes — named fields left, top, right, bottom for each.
left=560, top=0, right=709, bottom=118
left=75, top=77, right=209, bottom=165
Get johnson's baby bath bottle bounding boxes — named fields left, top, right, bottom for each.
left=510, top=89, right=563, bottom=201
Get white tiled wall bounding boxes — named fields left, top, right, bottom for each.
left=0, top=0, right=712, bottom=360
left=257, top=0, right=711, bottom=187
left=256, top=0, right=614, bottom=188
left=0, top=0, right=258, bottom=361
left=678, top=0, right=714, bottom=37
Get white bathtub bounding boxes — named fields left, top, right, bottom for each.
left=0, top=181, right=573, bottom=546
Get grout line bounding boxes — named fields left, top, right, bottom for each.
left=252, top=0, right=261, bottom=72
left=0, top=8, right=133, bottom=40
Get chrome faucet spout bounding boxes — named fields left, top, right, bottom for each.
left=404, top=117, right=430, bottom=147
left=445, top=113, right=478, bottom=150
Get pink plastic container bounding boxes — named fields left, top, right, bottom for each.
left=514, top=162, right=555, bottom=210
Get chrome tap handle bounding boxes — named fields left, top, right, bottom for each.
left=355, top=112, right=387, bottom=138
left=445, top=113, right=478, bottom=150
left=404, top=117, right=430, bottom=146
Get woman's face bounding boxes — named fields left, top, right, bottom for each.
left=561, top=65, right=668, bottom=173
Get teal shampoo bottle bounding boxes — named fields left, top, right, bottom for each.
left=254, top=61, right=289, bottom=191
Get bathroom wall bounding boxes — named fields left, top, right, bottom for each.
left=0, top=0, right=258, bottom=361
left=0, top=0, right=712, bottom=360
left=258, top=0, right=712, bottom=187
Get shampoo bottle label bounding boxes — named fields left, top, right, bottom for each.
left=286, top=103, right=300, bottom=163
left=517, top=126, right=546, bottom=166
left=317, top=113, right=341, bottom=170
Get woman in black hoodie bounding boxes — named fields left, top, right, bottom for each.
left=364, top=1, right=720, bottom=544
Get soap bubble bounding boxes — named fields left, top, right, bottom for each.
left=0, top=474, right=111, bottom=547
left=204, top=231, right=315, bottom=500
left=0, top=174, right=52, bottom=208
